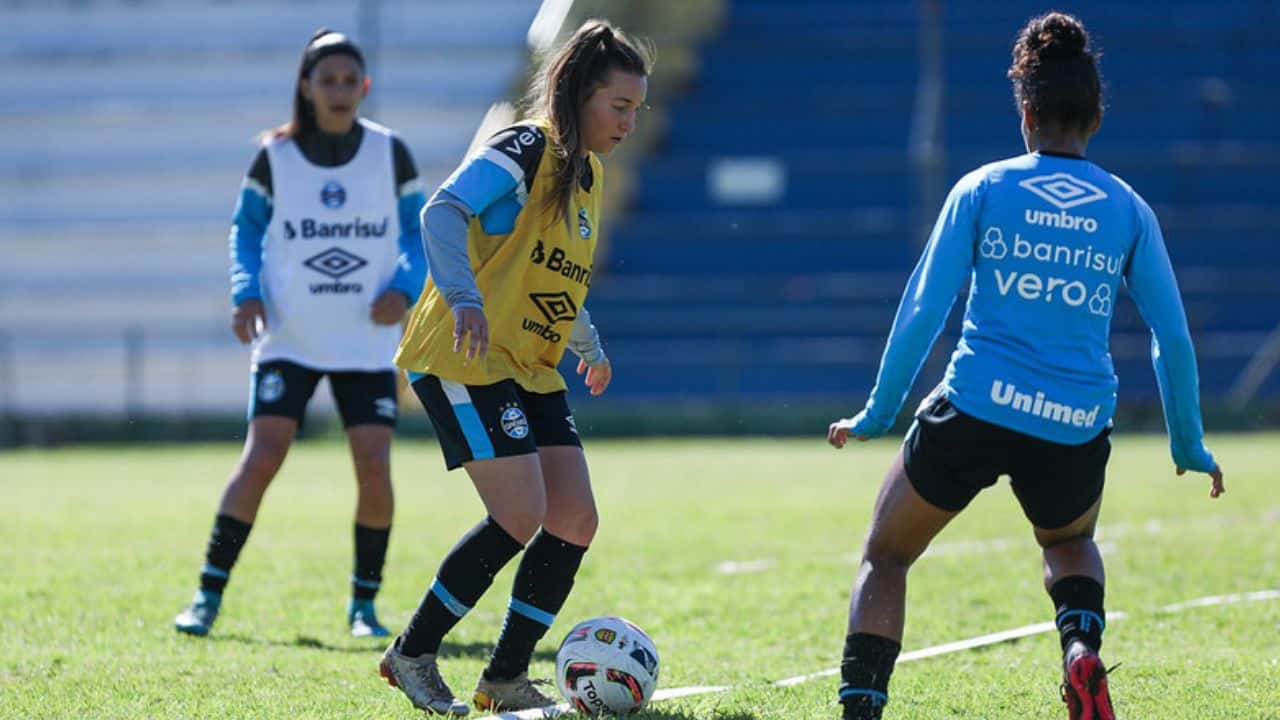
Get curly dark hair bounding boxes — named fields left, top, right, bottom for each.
left=1008, top=12, right=1103, bottom=136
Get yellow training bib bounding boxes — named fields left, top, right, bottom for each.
left=396, top=131, right=603, bottom=393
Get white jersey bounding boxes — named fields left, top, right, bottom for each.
left=256, top=119, right=403, bottom=370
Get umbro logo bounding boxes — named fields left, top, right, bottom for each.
left=303, top=247, right=367, bottom=279
left=1018, top=173, right=1107, bottom=210
left=529, top=291, right=578, bottom=324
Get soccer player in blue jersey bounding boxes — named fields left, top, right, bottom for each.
left=827, top=12, right=1224, bottom=720
left=173, top=29, right=427, bottom=639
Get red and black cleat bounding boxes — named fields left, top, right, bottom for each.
left=1061, top=640, right=1116, bottom=720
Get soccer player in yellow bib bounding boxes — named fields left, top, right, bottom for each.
left=378, top=20, right=651, bottom=716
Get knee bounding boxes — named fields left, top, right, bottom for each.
left=237, top=441, right=289, bottom=481
left=495, top=500, right=547, bottom=546
left=1041, top=533, right=1096, bottom=560
left=348, top=433, right=391, bottom=472
left=861, top=535, right=918, bottom=575
left=351, top=447, right=391, bottom=480
left=564, top=504, right=599, bottom=546
left=1034, top=530, right=1095, bottom=550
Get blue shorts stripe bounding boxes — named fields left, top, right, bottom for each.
left=430, top=578, right=471, bottom=618
left=438, top=379, right=496, bottom=461
left=839, top=688, right=887, bottom=706
left=246, top=370, right=258, bottom=421
left=406, top=370, right=427, bottom=384
left=508, top=598, right=555, bottom=627
left=453, top=402, right=495, bottom=460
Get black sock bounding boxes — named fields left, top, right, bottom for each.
left=198, top=513, right=253, bottom=594
left=484, top=530, right=588, bottom=681
left=399, top=516, right=524, bottom=657
left=1050, top=575, right=1105, bottom=652
left=839, top=632, right=900, bottom=720
left=353, top=523, right=391, bottom=600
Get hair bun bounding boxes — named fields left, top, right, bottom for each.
left=1031, top=12, right=1088, bottom=59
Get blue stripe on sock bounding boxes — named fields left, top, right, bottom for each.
left=351, top=576, right=381, bottom=590
left=839, top=688, right=887, bottom=706
left=1056, top=609, right=1105, bottom=633
left=508, top=598, right=555, bottom=627
left=430, top=578, right=472, bottom=618
left=201, top=564, right=230, bottom=579
left=453, top=402, right=495, bottom=460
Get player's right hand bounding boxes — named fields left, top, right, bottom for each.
left=827, top=416, right=871, bottom=449
left=452, top=305, right=489, bottom=361
left=231, top=299, right=266, bottom=344
left=1176, top=463, right=1225, bottom=499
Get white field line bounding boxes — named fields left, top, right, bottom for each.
left=773, top=586, right=1280, bottom=689
left=770, top=615, right=1137, bottom=688
left=715, top=559, right=775, bottom=574
left=1159, top=589, right=1280, bottom=612
left=477, top=588, right=1279, bottom=719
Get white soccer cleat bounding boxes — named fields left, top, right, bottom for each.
left=379, top=642, right=470, bottom=716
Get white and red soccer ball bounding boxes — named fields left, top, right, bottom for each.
left=555, top=616, right=660, bottom=716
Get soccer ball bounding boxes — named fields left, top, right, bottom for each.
left=555, top=616, right=659, bottom=716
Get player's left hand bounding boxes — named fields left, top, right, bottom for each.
left=370, top=291, right=409, bottom=325
left=1177, top=463, right=1225, bottom=499
left=827, top=417, right=871, bottom=449
left=577, top=357, right=612, bottom=396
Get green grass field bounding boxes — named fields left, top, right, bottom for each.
left=2, top=433, right=1277, bottom=719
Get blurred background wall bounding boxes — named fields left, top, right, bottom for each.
left=2, top=0, right=1278, bottom=444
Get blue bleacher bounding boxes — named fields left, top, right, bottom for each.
left=0, top=0, right=540, bottom=415
left=586, top=0, right=1280, bottom=406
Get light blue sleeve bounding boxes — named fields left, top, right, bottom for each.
left=388, top=186, right=428, bottom=304
left=228, top=181, right=271, bottom=307
left=1123, top=197, right=1216, bottom=472
left=440, top=150, right=521, bottom=218
left=849, top=173, right=981, bottom=437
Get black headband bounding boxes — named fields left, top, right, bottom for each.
left=301, top=32, right=365, bottom=76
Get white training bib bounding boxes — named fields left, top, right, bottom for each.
left=256, top=119, right=402, bottom=370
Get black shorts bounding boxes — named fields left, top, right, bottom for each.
left=902, top=393, right=1111, bottom=530
left=249, top=359, right=398, bottom=428
left=411, top=374, right=581, bottom=470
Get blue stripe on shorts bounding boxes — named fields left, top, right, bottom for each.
left=439, top=379, right=495, bottom=460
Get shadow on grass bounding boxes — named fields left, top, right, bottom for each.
left=632, top=707, right=757, bottom=712
left=486, top=708, right=761, bottom=720
left=207, top=633, right=384, bottom=654
left=206, top=634, right=555, bottom=662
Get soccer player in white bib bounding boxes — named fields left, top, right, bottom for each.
left=826, top=13, right=1224, bottom=720
left=174, top=29, right=427, bottom=639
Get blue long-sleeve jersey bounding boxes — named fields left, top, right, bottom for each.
left=849, top=152, right=1215, bottom=472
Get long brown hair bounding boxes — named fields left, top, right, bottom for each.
left=1008, top=12, right=1103, bottom=136
left=526, top=19, right=651, bottom=225
left=265, top=28, right=366, bottom=140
